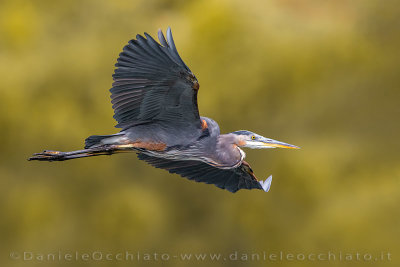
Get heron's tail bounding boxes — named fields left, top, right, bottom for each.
left=84, top=133, right=126, bottom=149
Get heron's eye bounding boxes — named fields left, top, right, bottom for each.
left=251, top=135, right=256, bottom=140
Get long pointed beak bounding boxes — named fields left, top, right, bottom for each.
left=260, top=137, right=300, bottom=149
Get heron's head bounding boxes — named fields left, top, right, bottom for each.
left=231, top=130, right=300, bottom=149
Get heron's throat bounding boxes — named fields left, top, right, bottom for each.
left=235, top=146, right=246, bottom=164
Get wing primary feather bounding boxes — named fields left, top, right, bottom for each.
left=143, top=33, right=172, bottom=63
left=166, top=27, right=177, bottom=52
left=157, top=29, right=169, bottom=47
left=135, top=35, right=169, bottom=65
left=166, top=27, right=190, bottom=70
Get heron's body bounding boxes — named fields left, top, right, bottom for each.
left=97, top=116, right=242, bottom=168
left=29, top=27, right=299, bottom=193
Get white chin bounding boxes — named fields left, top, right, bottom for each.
left=256, top=145, right=275, bottom=149
left=247, top=142, right=274, bottom=149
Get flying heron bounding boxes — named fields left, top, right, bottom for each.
left=29, top=27, right=299, bottom=193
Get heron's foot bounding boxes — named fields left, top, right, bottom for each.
left=28, top=150, right=65, bottom=161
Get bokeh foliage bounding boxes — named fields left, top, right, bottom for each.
left=1, top=0, right=399, bottom=266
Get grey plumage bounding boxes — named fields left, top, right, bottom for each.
left=29, top=27, right=299, bottom=193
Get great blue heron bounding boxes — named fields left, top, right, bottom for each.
left=29, top=27, right=299, bottom=193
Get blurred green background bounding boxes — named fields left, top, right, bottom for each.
left=1, top=0, right=399, bottom=266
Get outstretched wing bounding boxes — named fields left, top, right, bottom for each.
left=111, top=27, right=201, bottom=129
left=137, top=153, right=272, bottom=193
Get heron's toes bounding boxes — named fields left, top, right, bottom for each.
left=29, top=150, right=63, bottom=161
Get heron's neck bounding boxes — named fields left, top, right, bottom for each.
left=214, top=134, right=246, bottom=167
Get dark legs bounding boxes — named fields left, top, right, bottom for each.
left=28, top=145, right=134, bottom=161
